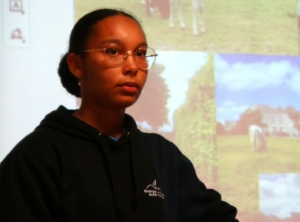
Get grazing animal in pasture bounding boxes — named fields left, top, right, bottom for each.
left=144, top=0, right=170, bottom=20
left=248, top=125, right=267, bottom=152
left=169, top=0, right=205, bottom=35
left=144, top=0, right=205, bottom=35
left=191, top=0, right=205, bottom=35
left=169, top=0, right=185, bottom=29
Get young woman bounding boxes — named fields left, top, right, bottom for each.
left=0, top=8, right=239, bottom=222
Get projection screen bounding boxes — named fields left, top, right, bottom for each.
left=1, top=0, right=300, bottom=221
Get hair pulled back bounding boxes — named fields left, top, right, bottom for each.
left=57, top=8, right=140, bottom=98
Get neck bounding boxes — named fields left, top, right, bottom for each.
left=75, top=104, right=125, bottom=138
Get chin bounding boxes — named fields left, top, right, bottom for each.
left=124, top=101, right=137, bottom=109
left=122, top=97, right=139, bottom=109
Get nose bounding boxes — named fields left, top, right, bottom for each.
left=123, top=51, right=138, bottom=75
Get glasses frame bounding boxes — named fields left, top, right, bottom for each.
left=83, top=46, right=158, bottom=71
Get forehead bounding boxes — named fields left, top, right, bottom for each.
left=88, top=15, right=146, bottom=47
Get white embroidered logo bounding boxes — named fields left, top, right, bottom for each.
left=144, top=180, right=165, bottom=199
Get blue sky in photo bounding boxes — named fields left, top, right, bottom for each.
left=259, top=174, right=300, bottom=218
left=215, top=54, right=300, bottom=124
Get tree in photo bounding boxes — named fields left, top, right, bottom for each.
left=173, top=54, right=217, bottom=188
left=231, top=109, right=265, bottom=135
left=127, top=63, right=170, bottom=132
left=287, top=105, right=300, bottom=133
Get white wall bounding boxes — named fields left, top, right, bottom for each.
left=0, top=0, right=76, bottom=161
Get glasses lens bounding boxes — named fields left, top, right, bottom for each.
left=103, top=47, right=157, bottom=70
left=103, top=47, right=124, bottom=67
left=135, top=47, right=157, bottom=70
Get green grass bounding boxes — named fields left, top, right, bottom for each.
left=217, top=135, right=300, bottom=214
left=75, top=0, right=298, bottom=55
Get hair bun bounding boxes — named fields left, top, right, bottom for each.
left=57, top=53, right=81, bottom=97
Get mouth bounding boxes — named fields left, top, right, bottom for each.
left=119, top=82, right=139, bottom=88
left=118, top=82, right=139, bottom=93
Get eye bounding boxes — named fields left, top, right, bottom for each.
left=135, top=49, right=147, bottom=58
left=105, top=47, right=122, bottom=57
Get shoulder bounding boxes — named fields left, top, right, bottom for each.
left=1, top=127, right=63, bottom=169
left=0, top=127, right=64, bottom=189
left=138, top=131, right=181, bottom=154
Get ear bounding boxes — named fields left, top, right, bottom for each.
left=67, top=53, right=83, bottom=79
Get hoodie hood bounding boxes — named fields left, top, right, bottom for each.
left=38, top=106, right=138, bottom=142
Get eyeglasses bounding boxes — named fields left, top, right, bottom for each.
left=83, top=46, right=158, bottom=71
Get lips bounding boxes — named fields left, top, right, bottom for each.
left=118, top=82, right=139, bottom=88
left=118, top=82, right=139, bottom=93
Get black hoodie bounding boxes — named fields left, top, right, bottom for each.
left=0, top=106, right=239, bottom=222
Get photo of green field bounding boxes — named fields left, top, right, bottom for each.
left=215, top=53, right=300, bottom=220
left=217, top=135, right=300, bottom=221
left=75, top=0, right=298, bottom=55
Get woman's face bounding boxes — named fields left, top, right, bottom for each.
left=78, top=15, right=148, bottom=110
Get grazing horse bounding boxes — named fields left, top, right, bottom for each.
left=169, top=0, right=185, bottom=28
left=169, top=0, right=205, bottom=35
left=248, top=125, right=267, bottom=152
left=144, top=0, right=170, bottom=20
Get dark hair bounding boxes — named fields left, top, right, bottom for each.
left=57, top=8, right=141, bottom=98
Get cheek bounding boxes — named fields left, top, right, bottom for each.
left=140, top=72, right=148, bottom=89
left=86, top=73, right=112, bottom=92
left=82, top=55, right=107, bottom=74
left=82, top=59, right=105, bottom=83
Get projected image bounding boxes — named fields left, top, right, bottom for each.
left=127, top=51, right=218, bottom=188
left=216, top=54, right=300, bottom=138
left=75, top=0, right=298, bottom=55
left=216, top=54, right=300, bottom=221
left=259, top=174, right=300, bottom=220
left=127, top=51, right=208, bottom=133
left=71, top=1, right=300, bottom=221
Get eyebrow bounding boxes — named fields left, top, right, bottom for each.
left=98, top=39, right=148, bottom=49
